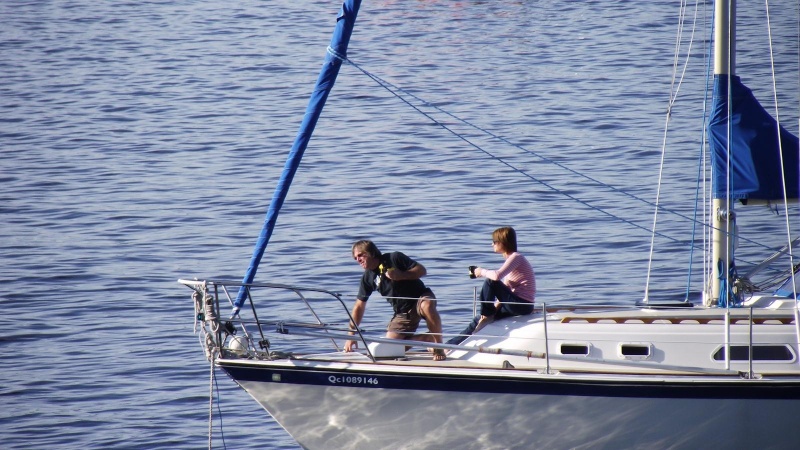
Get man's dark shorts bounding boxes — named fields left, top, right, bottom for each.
left=387, top=289, right=435, bottom=336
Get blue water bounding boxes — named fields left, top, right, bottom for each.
left=2, top=0, right=798, bottom=448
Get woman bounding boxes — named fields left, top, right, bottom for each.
left=447, top=226, right=536, bottom=345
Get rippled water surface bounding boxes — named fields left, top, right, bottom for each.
left=2, top=0, right=798, bottom=448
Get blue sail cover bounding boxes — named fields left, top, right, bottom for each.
left=708, top=75, right=799, bottom=201
left=233, top=0, right=362, bottom=314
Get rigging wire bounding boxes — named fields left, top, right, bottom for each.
left=645, top=0, right=701, bottom=302
left=340, top=56, right=771, bottom=253
left=764, top=0, right=799, bottom=302
left=686, top=0, right=714, bottom=301
left=333, top=3, right=796, bottom=287
left=339, top=58, right=671, bottom=242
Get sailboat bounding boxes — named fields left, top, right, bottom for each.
left=180, top=0, right=800, bottom=448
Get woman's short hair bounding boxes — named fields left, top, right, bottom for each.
left=352, top=239, right=381, bottom=258
left=492, top=227, right=517, bottom=252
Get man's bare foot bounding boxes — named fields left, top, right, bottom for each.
left=432, top=348, right=446, bottom=361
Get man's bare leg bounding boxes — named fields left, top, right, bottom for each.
left=417, top=296, right=445, bottom=360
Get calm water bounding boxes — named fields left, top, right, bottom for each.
left=2, top=0, right=798, bottom=448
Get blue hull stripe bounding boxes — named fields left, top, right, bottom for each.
left=222, top=363, right=800, bottom=400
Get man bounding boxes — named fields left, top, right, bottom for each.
left=345, top=240, right=445, bottom=361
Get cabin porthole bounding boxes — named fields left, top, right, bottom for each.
left=712, top=345, right=796, bottom=362
left=560, top=342, right=591, bottom=356
left=618, top=342, right=652, bottom=360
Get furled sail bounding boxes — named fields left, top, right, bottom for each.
left=233, top=0, right=362, bottom=315
left=708, top=75, right=799, bottom=202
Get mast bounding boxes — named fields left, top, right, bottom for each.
left=232, top=0, right=362, bottom=315
left=708, top=0, right=735, bottom=306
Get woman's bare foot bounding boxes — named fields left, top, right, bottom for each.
left=473, top=315, right=494, bottom=334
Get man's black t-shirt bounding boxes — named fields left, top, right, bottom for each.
left=356, top=251, right=430, bottom=314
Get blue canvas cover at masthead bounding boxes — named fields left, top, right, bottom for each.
left=708, top=75, right=799, bottom=201
left=233, top=0, right=362, bottom=314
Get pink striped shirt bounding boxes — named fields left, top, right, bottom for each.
left=478, top=252, right=536, bottom=302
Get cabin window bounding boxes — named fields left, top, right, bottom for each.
left=712, top=345, right=795, bottom=362
left=560, top=343, right=590, bottom=356
left=618, top=343, right=652, bottom=360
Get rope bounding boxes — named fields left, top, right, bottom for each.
left=204, top=291, right=219, bottom=332
left=327, top=45, right=347, bottom=62
left=208, top=354, right=214, bottom=450
left=191, top=285, right=227, bottom=449
left=214, top=367, right=227, bottom=449
left=755, top=263, right=800, bottom=291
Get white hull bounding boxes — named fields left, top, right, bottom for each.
left=225, top=358, right=800, bottom=449
left=181, top=278, right=800, bottom=449
left=183, top=278, right=800, bottom=449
